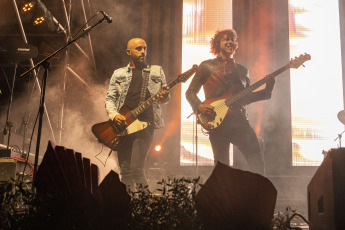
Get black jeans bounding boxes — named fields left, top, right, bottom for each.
left=209, top=114, right=265, bottom=175
left=117, top=126, right=154, bottom=189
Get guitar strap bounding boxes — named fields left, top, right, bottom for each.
left=139, top=66, right=150, bottom=103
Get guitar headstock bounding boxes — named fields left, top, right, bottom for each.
left=289, top=53, right=311, bottom=69
left=177, top=64, right=198, bottom=83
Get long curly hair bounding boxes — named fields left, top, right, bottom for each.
left=210, top=29, right=238, bottom=56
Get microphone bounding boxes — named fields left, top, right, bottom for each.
left=100, top=11, right=113, bottom=23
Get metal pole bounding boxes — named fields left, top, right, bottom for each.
left=59, top=0, right=71, bottom=144
left=33, top=62, right=50, bottom=184
left=57, top=0, right=92, bottom=143
left=4, top=64, right=17, bottom=149
left=195, top=115, right=198, bottom=177
left=59, top=56, right=67, bottom=144
left=21, top=76, right=36, bottom=156
left=80, top=0, right=97, bottom=71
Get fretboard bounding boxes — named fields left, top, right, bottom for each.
left=130, top=78, right=179, bottom=118
left=225, top=63, right=290, bottom=106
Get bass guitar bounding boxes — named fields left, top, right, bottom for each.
left=92, top=65, right=198, bottom=150
left=197, top=53, right=311, bottom=131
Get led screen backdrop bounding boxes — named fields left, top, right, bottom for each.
left=180, top=0, right=233, bottom=166
left=180, top=0, right=344, bottom=167
left=289, top=0, right=344, bottom=166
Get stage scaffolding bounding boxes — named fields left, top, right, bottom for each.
left=8, top=0, right=97, bottom=155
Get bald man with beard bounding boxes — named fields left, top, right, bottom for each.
left=105, top=38, right=169, bottom=189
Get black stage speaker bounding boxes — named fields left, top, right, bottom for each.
left=0, top=158, right=17, bottom=182
left=308, top=148, right=345, bottom=230
left=196, top=162, right=277, bottom=229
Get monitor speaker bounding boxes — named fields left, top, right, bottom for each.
left=308, top=148, right=345, bottom=230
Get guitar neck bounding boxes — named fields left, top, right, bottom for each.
left=131, top=79, right=178, bottom=118
left=225, top=63, right=290, bottom=106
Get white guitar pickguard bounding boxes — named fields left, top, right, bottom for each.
left=118, top=119, right=148, bottom=136
left=208, top=99, right=228, bottom=129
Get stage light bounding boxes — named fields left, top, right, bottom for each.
left=154, top=145, right=162, bottom=152
left=32, top=3, right=45, bottom=26
left=19, top=0, right=46, bottom=26
left=33, top=16, right=45, bottom=25
left=21, top=1, right=35, bottom=13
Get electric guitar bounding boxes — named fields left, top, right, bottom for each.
left=92, top=65, right=198, bottom=150
left=197, top=53, right=311, bottom=131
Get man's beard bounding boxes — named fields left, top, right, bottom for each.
left=134, top=58, right=147, bottom=69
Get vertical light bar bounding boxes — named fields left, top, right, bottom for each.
left=289, top=0, right=344, bottom=166
left=180, top=0, right=232, bottom=166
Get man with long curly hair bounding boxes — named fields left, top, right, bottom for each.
left=185, top=29, right=275, bottom=175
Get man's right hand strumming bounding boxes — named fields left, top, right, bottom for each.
left=198, top=104, right=216, bottom=120
left=114, top=114, right=127, bottom=128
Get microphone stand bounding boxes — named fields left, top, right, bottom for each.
left=187, top=112, right=199, bottom=177
left=334, top=129, right=345, bottom=148
left=19, top=16, right=108, bottom=184
left=194, top=115, right=199, bottom=177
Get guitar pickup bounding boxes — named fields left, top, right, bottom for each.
left=208, top=124, right=214, bottom=129
left=111, top=138, right=119, bottom=145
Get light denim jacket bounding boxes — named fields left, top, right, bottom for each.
left=105, top=64, right=169, bottom=129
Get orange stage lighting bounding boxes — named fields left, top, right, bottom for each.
left=154, top=145, right=162, bottom=152
left=256, top=124, right=261, bottom=137
left=21, top=1, right=35, bottom=13
left=33, top=16, right=45, bottom=25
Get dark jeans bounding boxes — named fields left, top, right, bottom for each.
left=209, top=114, right=265, bottom=175
left=117, top=126, right=154, bottom=189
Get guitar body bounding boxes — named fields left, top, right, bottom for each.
left=197, top=91, right=232, bottom=131
left=91, top=105, right=148, bottom=150
left=92, top=120, right=121, bottom=150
